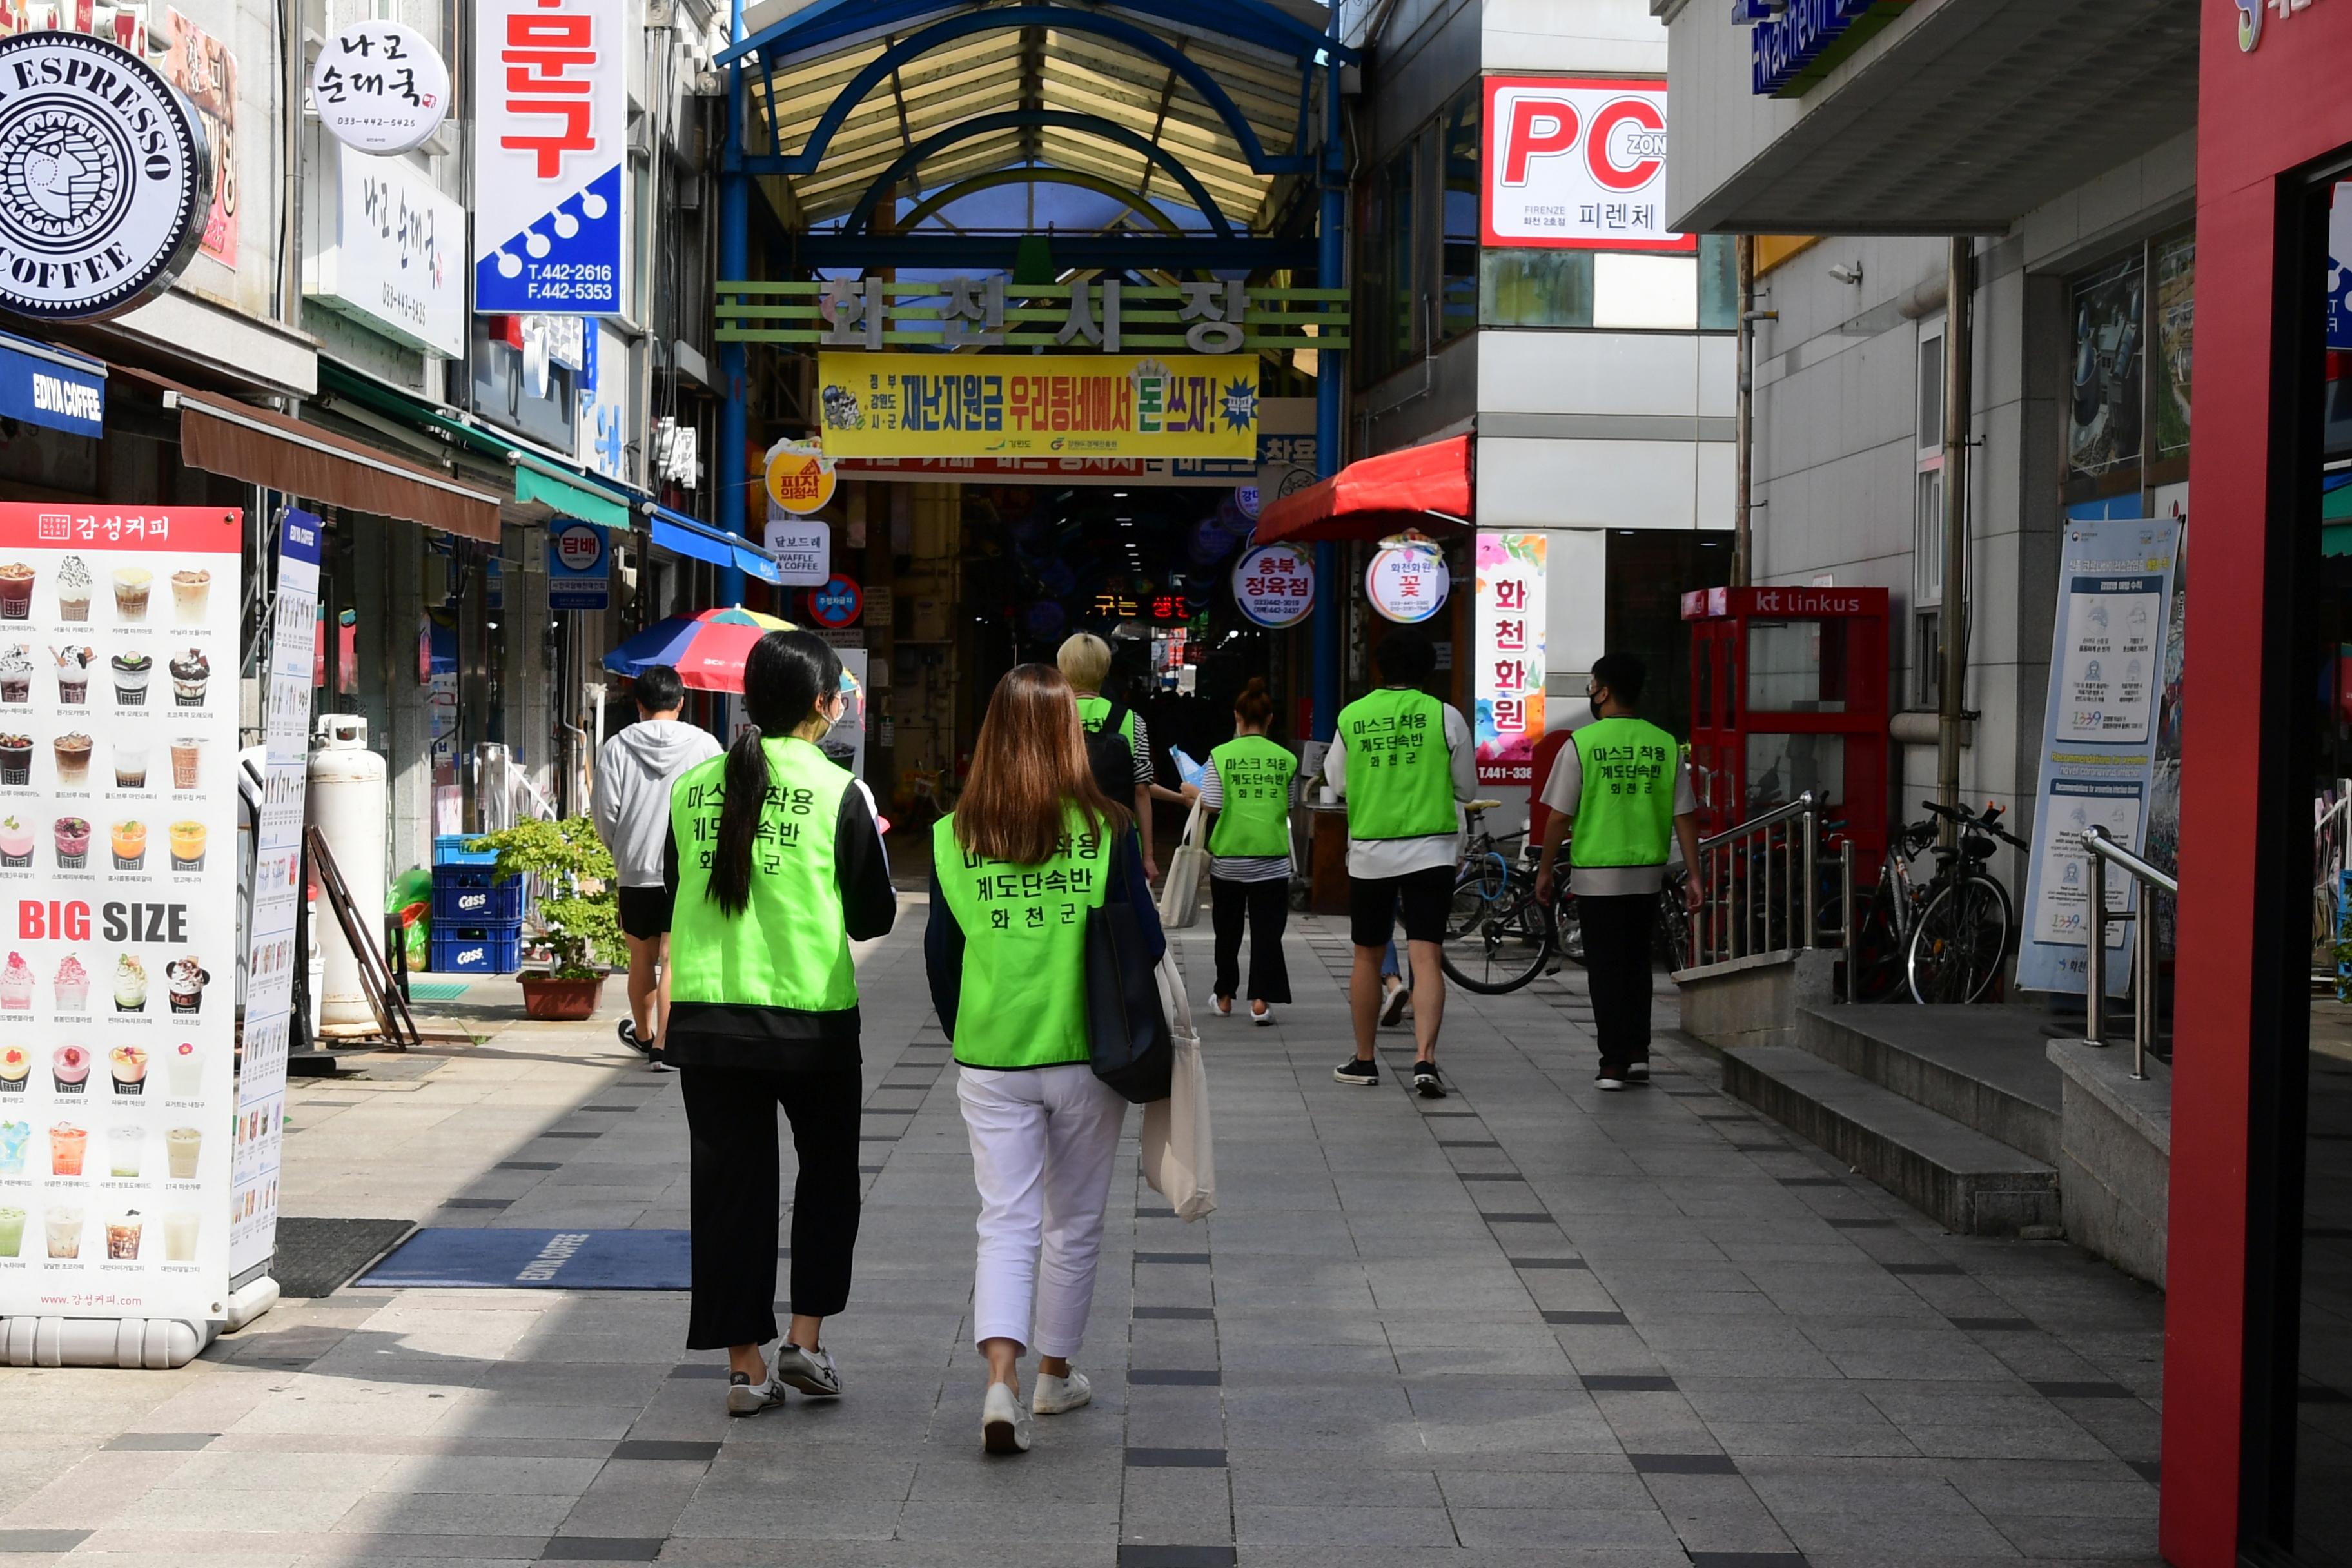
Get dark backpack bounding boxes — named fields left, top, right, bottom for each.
left=1083, top=700, right=1137, bottom=801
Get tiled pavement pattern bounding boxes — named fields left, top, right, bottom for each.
left=0, top=902, right=2165, bottom=1565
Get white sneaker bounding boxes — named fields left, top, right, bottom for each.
left=724, top=1364, right=785, bottom=1416
left=982, top=1380, right=1033, bottom=1453
left=770, top=1342, right=843, bottom=1399
left=1379, top=980, right=1411, bottom=1027
left=1032, top=1369, right=1092, bottom=1415
left=1251, top=1003, right=1275, bottom=1028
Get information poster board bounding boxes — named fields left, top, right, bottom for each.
left=2015, top=514, right=2182, bottom=995
left=230, top=512, right=319, bottom=1282
left=0, top=505, right=243, bottom=1338
left=1474, top=532, right=1548, bottom=785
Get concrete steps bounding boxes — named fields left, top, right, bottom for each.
left=1794, top=1004, right=2065, bottom=1165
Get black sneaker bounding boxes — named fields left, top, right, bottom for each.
left=1625, top=1059, right=1650, bottom=1083
left=618, top=1018, right=652, bottom=1060
left=1333, top=1058, right=1380, bottom=1087
left=1595, top=1064, right=1627, bottom=1092
left=1413, top=1061, right=1445, bottom=1099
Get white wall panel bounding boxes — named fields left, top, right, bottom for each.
left=1478, top=331, right=1700, bottom=419
left=1478, top=436, right=1698, bottom=531
left=1594, top=255, right=1700, bottom=330
left=1483, top=0, right=1665, bottom=74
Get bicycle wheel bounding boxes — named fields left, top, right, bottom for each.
left=1440, top=870, right=1554, bottom=994
left=1849, top=881, right=1906, bottom=1002
left=1907, top=874, right=2010, bottom=1004
left=1654, top=874, right=1694, bottom=972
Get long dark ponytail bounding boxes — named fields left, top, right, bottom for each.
left=708, top=629, right=843, bottom=917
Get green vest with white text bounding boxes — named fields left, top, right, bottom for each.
left=1568, top=717, right=1678, bottom=868
left=932, top=806, right=1113, bottom=1069
left=1075, top=696, right=1138, bottom=751
left=1337, top=687, right=1455, bottom=840
left=668, top=738, right=858, bottom=1012
left=1206, top=736, right=1296, bottom=858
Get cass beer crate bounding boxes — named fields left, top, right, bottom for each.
left=430, top=924, right=524, bottom=975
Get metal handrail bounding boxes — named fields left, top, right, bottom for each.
left=2082, top=825, right=2175, bottom=1081
left=1689, top=791, right=1818, bottom=970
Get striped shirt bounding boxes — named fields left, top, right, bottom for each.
left=1196, top=753, right=1295, bottom=884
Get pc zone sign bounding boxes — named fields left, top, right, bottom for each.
left=1482, top=77, right=1692, bottom=251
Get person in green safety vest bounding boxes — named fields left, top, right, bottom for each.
left=1058, top=632, right=1165, bottom=881
left=1323, top=634, right=1476, bottom=1099
left=1532, top=652, right=1703, bottom=1091
left=662, top=629, right=898, bottom=1415
left=924, top=663, right=1165, bottom=1455
left=1185, top=675, right=1298, bottom=1024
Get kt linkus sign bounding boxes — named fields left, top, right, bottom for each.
left=0, top=32, right=211, bottom=320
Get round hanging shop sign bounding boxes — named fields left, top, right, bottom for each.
left=765, top=439, right=836, bottom=515
left=0, top=31, right=212, bottom=322
left=1366, top=533, right=1450, bottom=624
left=1231, top=543, right=1315, bottom=629
left=807, top=574, right=862, bottom=628
left=311, top=21, right=450, bottom=155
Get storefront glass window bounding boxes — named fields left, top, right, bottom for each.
left=1441, top=87, right=1479, bottom=343
left=1746, top=619, right=1850, bottom=713
left=2153, top=230, right=2195, bottom=462
left=1745, top=732, right=1845, bottom=816
left=2067, top=251, right=2148, bottom=486
left=1699, top=233, right=1739, bottom=330
left=1481, top=249, right=1595, bottom=328
left=1482, top=244, right=1734, bottom=333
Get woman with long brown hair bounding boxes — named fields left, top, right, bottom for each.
left=925, top=663, right=1164, bottom=1454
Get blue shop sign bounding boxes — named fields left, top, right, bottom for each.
left=1751, top=0, right=1888, bottom=97
left=0, top=330, right=104, bottom=438
left=548, top=521, right=610, bottom=611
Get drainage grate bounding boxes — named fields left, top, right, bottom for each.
left=268, top=1217, right=415, bottom=1298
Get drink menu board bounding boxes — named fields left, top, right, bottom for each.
left=0, top=505, right=242, bottom=1331
left=229, top=511, right=319, bottom=1280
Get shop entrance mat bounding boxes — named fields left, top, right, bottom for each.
left=405, top=981, right=470, bottom=1002
left=270, top=1218, right=417, bottom=1298
left=357, top=1228, right=691, bottom=1289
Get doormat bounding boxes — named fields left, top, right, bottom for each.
left=406, top=981, right=470, bottom=1002
left=270, top=1218, right=417, bottom=1298
left=357, top=1228, right=692, bottom=1289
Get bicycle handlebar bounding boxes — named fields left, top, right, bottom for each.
left=1916, top=799, right=2030, bottom=851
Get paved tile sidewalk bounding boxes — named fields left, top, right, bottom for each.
left=0, top=903, right=2164, bottom=1565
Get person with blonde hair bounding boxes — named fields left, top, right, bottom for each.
left=1057, top=632, right=1163, bottom=879
left=926, top=663, right=1164, bottom=1454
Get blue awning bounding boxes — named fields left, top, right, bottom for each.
left=645, top=505, right=781, bottom=584
left=0, top=329, right=104, bottom=438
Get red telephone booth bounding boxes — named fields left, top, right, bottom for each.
left=1682, top=585, right=1891, bottom=876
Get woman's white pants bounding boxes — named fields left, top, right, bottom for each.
left=957, top=1061, right=1128, bottom=1359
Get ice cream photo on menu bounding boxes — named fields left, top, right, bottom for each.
left=114, top=954, right=147, bottom=1012
left=108, top=1046, right=146, bottom=1098
left=0, top=816, right=30, bottom=867
left=54, top=953, right=89, bottom=1014
left=169, top=649, right=208, bottom=707
left=55, top=554, right=91, bottom=622
left=54, top=816, right=90, bottom=869
left=0, top=645, right=30, bottom=703
left=0, top=951, right=31, bottom=1008
left=112, top=651, right=152, bottom=705
left=165, top=957, right=206, bottom=1014
left=0, top=1044, right=27, bottom=1093
left=0, top=562, right=32, bottom=621
left=50, top=646, right=92, bottom=705
left=51, top=1045, right=89, bottom=1094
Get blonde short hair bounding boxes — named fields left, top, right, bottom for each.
left=1056, top=632, right=1112, bottom=692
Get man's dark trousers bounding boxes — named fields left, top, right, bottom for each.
left=1578, top=892, right=1658, bottom=1072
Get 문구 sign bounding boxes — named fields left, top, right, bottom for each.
left=473, top=0, right=623, bottom=313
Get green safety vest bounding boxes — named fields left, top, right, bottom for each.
left=931, top=807, right=1113, bottom=1070
left=1336, top=687, right=1456, bottom=840
left=1075, top=696, right=1138, bottom=750
left=668, top=738, right=859, bottom=1014
left=1206, top=736, right=1297, bottom=858
left=1569, top=716, right=1680, bottom=868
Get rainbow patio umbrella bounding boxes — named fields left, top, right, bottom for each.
left=602, top=606, right=795, bottom=694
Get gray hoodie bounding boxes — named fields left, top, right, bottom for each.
left=594, top=719, right=725, bottom=888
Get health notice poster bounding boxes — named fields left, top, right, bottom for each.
left=229, top=511, right=320, bottom=1282
left=2015, top=514, right=2182, bottom=995
left=0, top=505, right=244, bottom=1362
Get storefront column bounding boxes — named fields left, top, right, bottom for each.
left=384, top=522, right=431, bottom=871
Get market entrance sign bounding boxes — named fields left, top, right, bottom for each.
left=817, top=352, right=1259, bottom=461
left=0, top=32, right=213, bottom=321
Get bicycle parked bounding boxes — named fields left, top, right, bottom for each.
left=1439, top=804, right=1688, bottom=994
left=1845, top=799, right=2029, bottom=1004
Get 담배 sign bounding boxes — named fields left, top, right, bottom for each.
left=1482, top=77, right=1691, bottom=252
left=546, top=523, right=608, bottom=611
left=0, top=504, right=247, bottom=1366
left=473, top=0, right=624, bottom=313
left=311, top=20, right=449, bottom=155
left=1231, top=544, right=1315, bottom=629
left=2015, top=515, right=2182, bottom=997
left=1474, top=532, right=1548, bottom=785
left=818, top=353, right=1259, bottom=461
left=1365, top=534, right=1450, bottom=625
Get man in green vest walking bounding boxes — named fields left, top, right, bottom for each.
left=1533, top=653, right=1702, bottom=1090
left=1324, top=634, right=1475, bottom=1099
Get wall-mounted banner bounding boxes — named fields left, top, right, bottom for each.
left=1750, top=0, right=1912, bottom=97
left=1366, top=534, right=1450, bottom=624
left=0, top=504, right=246, bottom=1365
left=1482, top=77, right=1691, bottom=252
left=816, top=353, right=1259, bottom=460
left=1231, top=544, right=1315, bottom=629
left=1474, top=532, right=1549, bottom=785
left=765, top=440, right=836, bottom=516
left=546, top=522, right=609, bottom=611
left=311, top=20, right=449, bottom=155
left=473, top=0, right=623, bottom=313
left=0, top=32, right=213, bottom=321
left=2015, top=514, right=2182, bottom=996
left=763, top=520, right=830, bottom=587
left=308, top=142, right=465, bottom=359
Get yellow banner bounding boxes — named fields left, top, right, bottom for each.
left=816, top=353, right=1260, bottom=460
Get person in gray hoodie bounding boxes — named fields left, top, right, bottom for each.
left=593, top=664, right=723, bottom=1068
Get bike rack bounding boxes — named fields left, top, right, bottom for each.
left=1690, top=790, right=1818, bottom=972
left=2081, top=825, right=2176, bottom=1081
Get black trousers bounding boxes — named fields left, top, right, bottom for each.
left=1578, top=893, right=1658, bottom=1068
left=679, top=1063, right=863, bottom=1349
left=1210, top=874, right=1291, bottom=1003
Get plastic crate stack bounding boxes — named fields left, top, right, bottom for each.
left=430, top=836, right=525, bottom=974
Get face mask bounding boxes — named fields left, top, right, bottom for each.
left=1586, top=689, right=1602, bottom=724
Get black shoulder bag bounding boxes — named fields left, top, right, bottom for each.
left=1085, top=830, right=1172, bottom=1103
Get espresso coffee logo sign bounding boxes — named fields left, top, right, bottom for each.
left=0, top=32, right=211, bottom=321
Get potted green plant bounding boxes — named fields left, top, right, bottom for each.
left=467, top=816, right=622, bottom=1021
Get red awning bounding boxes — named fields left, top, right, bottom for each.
left=1251, top=435, right=1472, bottom=545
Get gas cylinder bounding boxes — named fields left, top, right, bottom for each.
left=306, top=716, right=387, bottom=1036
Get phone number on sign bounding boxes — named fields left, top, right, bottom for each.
left=527, top=264, right=615, bottom=282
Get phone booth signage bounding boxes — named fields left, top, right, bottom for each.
left=1683, top=585, right=1890, bottom=873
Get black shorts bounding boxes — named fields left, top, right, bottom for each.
left=1349, top=865, right=1456, bottom=948
left=616, top=885, right=676, bottom=941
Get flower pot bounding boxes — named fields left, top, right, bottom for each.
left=519, top=973, right=605, bottom=1021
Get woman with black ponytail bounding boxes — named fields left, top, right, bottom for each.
left=663, top=628, right=897, bottom=1415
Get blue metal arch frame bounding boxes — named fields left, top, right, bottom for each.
left=720, top=0, right=1353, bottom=72
left=726, top=5, right=1308, bottom=179
left=831, top=110, right=1238, bottom=239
